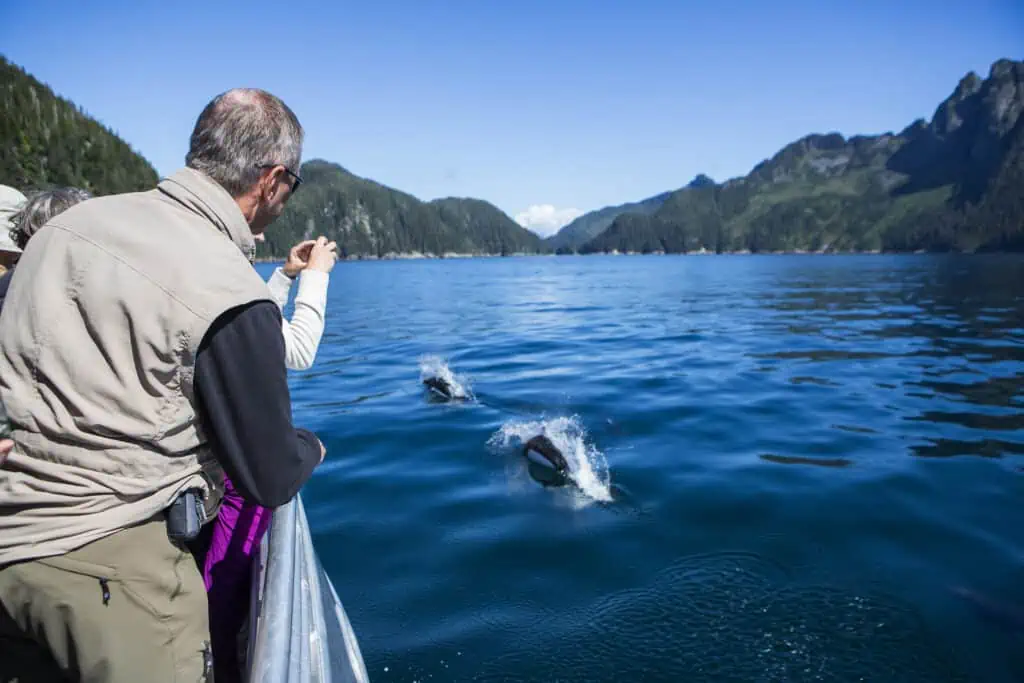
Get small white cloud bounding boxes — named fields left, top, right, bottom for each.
left=514, top=204, right=584, bottom=237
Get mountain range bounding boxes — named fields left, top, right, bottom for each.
left=544, top=190, right=672, bottom=253
left=261, top=159, right=544, bottom=259
left=564, top=58, right=1024, bottom=254
left=544, top=175, right=715, bottom=253
left=3, top=53, right=1022, bottom=257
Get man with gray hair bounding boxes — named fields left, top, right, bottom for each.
left=0, top=88, right=329, bottom=682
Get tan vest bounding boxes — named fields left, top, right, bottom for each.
left=0, top=168, right=273, bottom=565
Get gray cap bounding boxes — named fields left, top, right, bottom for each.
left=0, top=185, right=27, bottom=254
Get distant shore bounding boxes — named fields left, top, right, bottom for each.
left=253, top=251, right=545, bottom=263
left=253, top=248, right=1020, bottom=263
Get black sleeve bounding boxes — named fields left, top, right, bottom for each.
left=194, top=300, right=321, bottom=508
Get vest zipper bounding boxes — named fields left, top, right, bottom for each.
left=99, top=578, right=110, bottom=606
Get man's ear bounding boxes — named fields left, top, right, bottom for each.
left=264, top=166, right=289, bottom=203
left=258, top=169, right=276, bottom=202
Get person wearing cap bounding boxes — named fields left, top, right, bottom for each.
left=0, top=185, right=26, bottom=274
left=0, top=184, right=22, bottom=464
left=0, top=185, right=23, bottom=472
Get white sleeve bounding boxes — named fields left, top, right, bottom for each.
left=265, top=267, right=294, bottom=312
left=280, top=269, right=329, bottom=370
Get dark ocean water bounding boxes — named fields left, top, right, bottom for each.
left=258, top=254, right=1024, bottom=682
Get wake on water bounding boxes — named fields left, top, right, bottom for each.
left=419, top=357, right=615, bottom=505
left=418, top=355, right=473, bottom=401
left=488, top=416, right=614, bottom=505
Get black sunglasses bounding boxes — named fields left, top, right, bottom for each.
left=256, top=164, right=302, bottom=193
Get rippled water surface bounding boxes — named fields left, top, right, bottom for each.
left=261, top=254, right=1024, bottom=682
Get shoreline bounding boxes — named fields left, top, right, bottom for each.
left=253, top=248, right=1020, bottom=263
left=253, top=251, right=544, bottom=263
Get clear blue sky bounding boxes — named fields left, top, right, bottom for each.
left=2, top=0, right=1021, bottom=235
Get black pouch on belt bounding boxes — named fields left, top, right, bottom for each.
left=166, top=488, right=206, bottom=544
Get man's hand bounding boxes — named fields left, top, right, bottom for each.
left=0, top=439, right=13, bottom=467
left=307, top=237, right=338, bottom=274
left=283, top=240, right=317, bottom=278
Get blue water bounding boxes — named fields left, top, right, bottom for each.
left=260, top=254, right=1024, bottom=682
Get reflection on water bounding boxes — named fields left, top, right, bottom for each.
left=744, top=256, right=1024, bottom=464
left=759, top=453, right=854, bottom=468
left=273, top=254, right=1024, bottom=683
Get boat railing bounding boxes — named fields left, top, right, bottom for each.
left=246, top=493, right=370, bottom=683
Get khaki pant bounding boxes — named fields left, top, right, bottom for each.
left=0, top=516, right=212, bottom=683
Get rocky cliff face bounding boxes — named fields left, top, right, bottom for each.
left=583, top=58, right=1024, bottom=255
left=889, top=59, right=1024, bottom=204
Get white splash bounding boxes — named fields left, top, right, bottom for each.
left=418, top=355, right=472, bottom=400
left=488, top=416, right=612, bottom=504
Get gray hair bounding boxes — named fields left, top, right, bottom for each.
left=10, top=187, right=93, bottom=250
left=185, top=88, right=304, bottom=198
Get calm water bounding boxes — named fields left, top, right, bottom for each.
left=260, top=254, right=1024, bottom=682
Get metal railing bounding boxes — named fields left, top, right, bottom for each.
left=246, top=494, right=370, bottom=683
